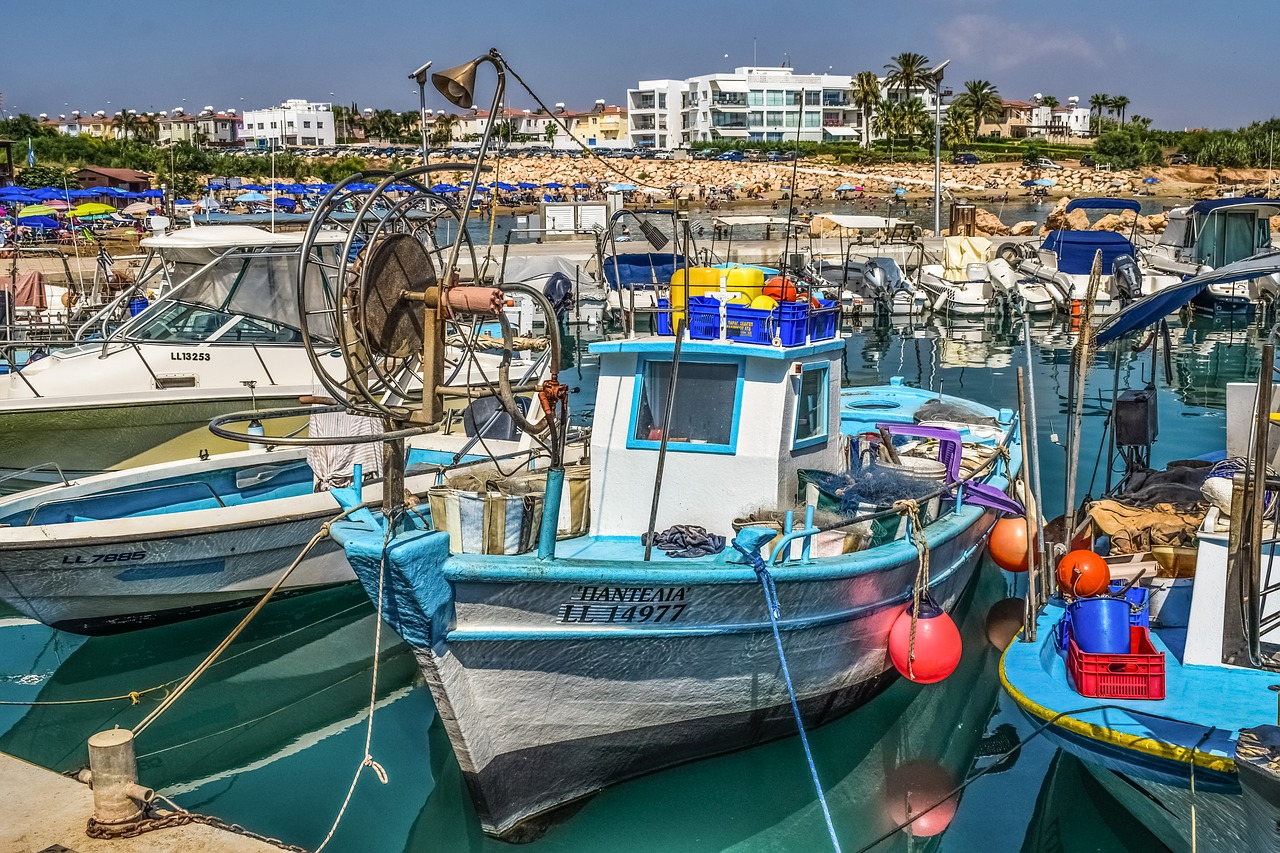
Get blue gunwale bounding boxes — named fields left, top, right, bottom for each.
left=1000, top=602, right=1279, bottom=782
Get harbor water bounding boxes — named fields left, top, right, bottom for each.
left=1, top=310, right=1260, bottom=852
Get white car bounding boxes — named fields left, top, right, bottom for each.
left=1025, top=157, right=1062, bottom=170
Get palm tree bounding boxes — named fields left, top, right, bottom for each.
left=1089, top=93, right=1109, bottom=133
left=901, top=98, right=929, bottom=146
left=953, top=79, right=1002, bottom=139
left=1111, top=95, right=1130, bottom=125
left=873, top=98, right=905, bottom=156
left=942, top=104, right=973, bottom=152
left=114, top=110, right=140, bottom=141
left=883, top=52, right=931, bottom=101
left=1039, top=95, right=1059, bottom=109
left=852, top=71, right=881, bottom=148
left=430, top=113, right=458, bottom=147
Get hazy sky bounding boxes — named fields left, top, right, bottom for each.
left=2, top=0, right=1272, bottom=130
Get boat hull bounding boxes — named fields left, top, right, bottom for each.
left=338, top=499, right=997, bottom=839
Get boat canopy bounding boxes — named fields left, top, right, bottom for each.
left=1189, top=197, right=1280, bottom=215
left=1096, top=249, right=1280, bottom=345
left=1064, top=198, right=1141, bottom=213
left=712, top=215, right=795, bottom=228
left=810, top=213, right=905, bottom=231
left=1041, top=230, right=1135, bottom=275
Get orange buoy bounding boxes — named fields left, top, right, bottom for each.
left=988, top=516, right=1033, bottom=573
left=888, top=596, right=962, bottom=684
left=1056, top=549, right=1110, bottom=597
left=885, top=759, right=960, bottom=837
left=764, top=276, right=798, bottom=301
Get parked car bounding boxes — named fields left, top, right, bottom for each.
left=1169, top=153, right=1191, bottom=165
left=692, top=149, right=716, bottom=160
left=1079, top=154, right=1095, bottom=168
left=952, top=152, right=980, bottom=166
left=767, top=150, right=797, bottom=162
left=717, top=150, right=745, bottom=162
left=1023, top=156, right=1062, bottom=170
left=744, top=149, right=765, bottom=162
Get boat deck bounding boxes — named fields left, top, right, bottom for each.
left=1000, top=603, right=1279, bottom=774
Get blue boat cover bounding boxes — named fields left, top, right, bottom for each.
left=1189, top=197, right=1280, bottom=215
left=601, top=253, right=686, bottom=289
left=1064, top=198, right=1141, bottom=213
left=1042, top=230, right=1136, bottom=275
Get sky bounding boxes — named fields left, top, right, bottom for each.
left=1, top=0, right=1275, bottom=130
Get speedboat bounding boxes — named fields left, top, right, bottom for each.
left=916, top=236, right=1011, bottom=317
left=1015, top=199, right=1180, bottom=316
left=328, top=324, right=1023, bottom=840
left=0, top=226, right=345, bottom=491
left=1140, top=197, right=1280, bottom=312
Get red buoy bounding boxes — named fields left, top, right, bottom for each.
left=764, top=276, right=799, bottom=301
left=1056, top=549, right=1110, bottom=597
left=988, top=516, right=1033, bottom=573
left=884, top=759, right=959, bottom=837
left=888, top=596, right=962, bottom=684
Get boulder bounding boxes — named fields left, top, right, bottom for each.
left=973, top=207, right=1011, bottom=236
left=1010, top=220, right=1038, bottom=236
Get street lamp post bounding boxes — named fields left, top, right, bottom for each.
left=408, top=60, right=433, bottom=168
left=929, top=60, right=950, bottom=237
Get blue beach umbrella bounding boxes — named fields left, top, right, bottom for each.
left=517, top=181, right=539, bottom=189
left=893, top=186, right=907, bottom=196
left=17, top=214, right=60, bottom=228
left=236, top=191, right=269, bottom=202
left=140, top=189, right=165, bottom=198
left=274, top=198, right=297, bottom=210
left=836, top=183, right=856, bottom=192
left=1143, top=177, right=1160, bottom=184
left=544, top=181, right=565, bottom=189
left=572, top=182, right=590, bottom=189
left=1032, top=178, right=1055, bottom=187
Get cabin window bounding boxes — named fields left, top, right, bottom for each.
left=629, top=358, right=741, bottom=453
left=793, top=363, right=829, bottom=449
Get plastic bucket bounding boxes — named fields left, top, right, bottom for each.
left=127, top=296, right=149, bottom=317
left=1068, top=597, right=1132, bottom=654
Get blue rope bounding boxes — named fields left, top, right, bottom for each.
left=740, top=540, right=843, bottom=853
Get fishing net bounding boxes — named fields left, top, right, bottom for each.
left=913, top=399, right=997, bottom=427
left=799, top=463, right=945, bottom=517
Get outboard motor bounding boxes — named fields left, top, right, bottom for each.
left=1112, top=254, right=1143, bottom=302
left=863, top=261, right=887, bottom=297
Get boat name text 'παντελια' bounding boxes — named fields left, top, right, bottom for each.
left=556, top=586, right=693, bottom=624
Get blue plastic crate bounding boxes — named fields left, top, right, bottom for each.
left=687, top=297, right=813, bottom=346
left=1057, top=584, right=1150, bottom=655
left=656, top=297, right=673, bottom=336
left=687, top=296, right=722, bottom=340
left=809, top=299, right=838, bottom=341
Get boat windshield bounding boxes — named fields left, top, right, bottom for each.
left=128, top=300, right=302, bottom=344
left=119, top=243, right=336, bottom=343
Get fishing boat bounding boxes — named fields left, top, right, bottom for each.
left=1000, top=253, right=1280, bottom=851
left=0, top=428, right=530, bottom=634
left=915, top=235, right=1011, bottom=317
left=1140, top=197, right=1280, bottom=312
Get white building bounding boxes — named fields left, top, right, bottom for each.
left=629, top=66, right=942, bottom=149
left=240, top=99, right=335, bottom=149
left=157, top=109, right=240, bottom=146
left=1029, top=97, right=1091, bottom=138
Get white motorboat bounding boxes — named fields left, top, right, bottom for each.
left=916, top=236, right=1012, bottom=317
left=1140, top=197, right=1280, bottom=312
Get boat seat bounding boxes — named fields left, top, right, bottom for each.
left=463, top=395, right=528, bottom=442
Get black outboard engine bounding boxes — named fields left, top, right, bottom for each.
left=1112, top=254, right=1143, bottom=302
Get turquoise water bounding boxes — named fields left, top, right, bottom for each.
left=1, top=311, right=1262, bottom=851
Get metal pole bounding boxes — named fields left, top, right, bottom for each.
left=643, top=317, right=686, bottom=561
left=1017, top=367, right=1039, bottom=642
left=933, top=83, right=942, bottom=236
left=1022, top=309, right=1050, bottom=576
left=409, top=60, right=433, bottom=169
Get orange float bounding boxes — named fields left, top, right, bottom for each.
left=1056, top=549, right=1110, bottom=597
left=888, top=597, right=962, bottom=684
left=764, top=276, right=798, bottom=301
left=988, top=516, right=1033, bottom=573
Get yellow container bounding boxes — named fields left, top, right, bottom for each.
left=666, top=267, right=722, bottom=325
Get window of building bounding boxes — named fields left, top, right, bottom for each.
left=805, top=91, right=821, bottom=106
left=258, top=123, right=265, bottom=129
left=270, top=122, right=277, bottom=129
left=748, top=112, right=764, bottom=128
left=766, top=90, right=784, bottom=107
left=766, top=111, right=783, bottom=126
left=303, top=120, right=311, bottom=128
left=317, top=121, right=324, bottom=128
left=287, top=122, right=294, bottom=129
left=784, top=112, right=800, bottom=128
left=804, top=111, right=821, bottom=128
left=793, top=363, right=829, bottom=449
left=630, top=359, right=741, bottom=453
left=786, top=90, right=802, bottom=106
left=658, top=93, right=666, bottom=109
left=748, top=90, right=764, bottom=107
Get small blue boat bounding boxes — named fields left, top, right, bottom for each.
left=328, top=330, right=1023, bottom=839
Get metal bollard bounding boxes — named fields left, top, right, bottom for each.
left=84, top=728, right=154, bottom=824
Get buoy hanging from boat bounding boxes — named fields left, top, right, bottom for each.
left=884, top=759, right=960, bottom=837
left=888, top=596, right=962, bottom=684
left=764, top=276, right=798, bottom=301
left=988, top=516, right=1033, bottom=573
left=1055, top=549, right=1110, bottom=597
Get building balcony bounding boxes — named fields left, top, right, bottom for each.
left=632, top=121, right=657, bottom=131
left=822, top=118, right=846, bottom=127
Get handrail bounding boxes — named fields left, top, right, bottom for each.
left=0, top=461, right=70, bottom=488
left=24, top=478, right=228, bottom=526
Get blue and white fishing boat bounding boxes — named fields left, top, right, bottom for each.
left=326, top=326, right=1023, bottom=838
left=1000, top=253, right=1280, bottom=851
left=1141, top=197, right=1280, bottom=312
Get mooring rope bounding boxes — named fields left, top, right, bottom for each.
left=314, top=512, right=395, bottom=852
left=730, top=532, right=842, bottom=853
left=892, top=499, right=930, bottom=681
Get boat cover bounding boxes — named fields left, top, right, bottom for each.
left=601, top=253, right=686, bottom=289
left=1041, top=230, right=1135, bottom=275
left=941, top=236, right=992, bottom=279
left=1064, top=198, right=1141, bottom=213
left=1189, top=197, right=1280, bottom=215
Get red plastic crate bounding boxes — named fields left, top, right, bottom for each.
left=1066, top=625, right=1165, bottom=700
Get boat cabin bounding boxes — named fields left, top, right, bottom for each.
left=586, top=334, right=844, bottom=537
left=1155, top=198, right=1280, bottom=269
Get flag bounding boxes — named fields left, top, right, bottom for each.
left=27, top=139, right=34, bottom=167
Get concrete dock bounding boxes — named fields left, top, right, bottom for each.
left=0, top=751, right=281, bottom=853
